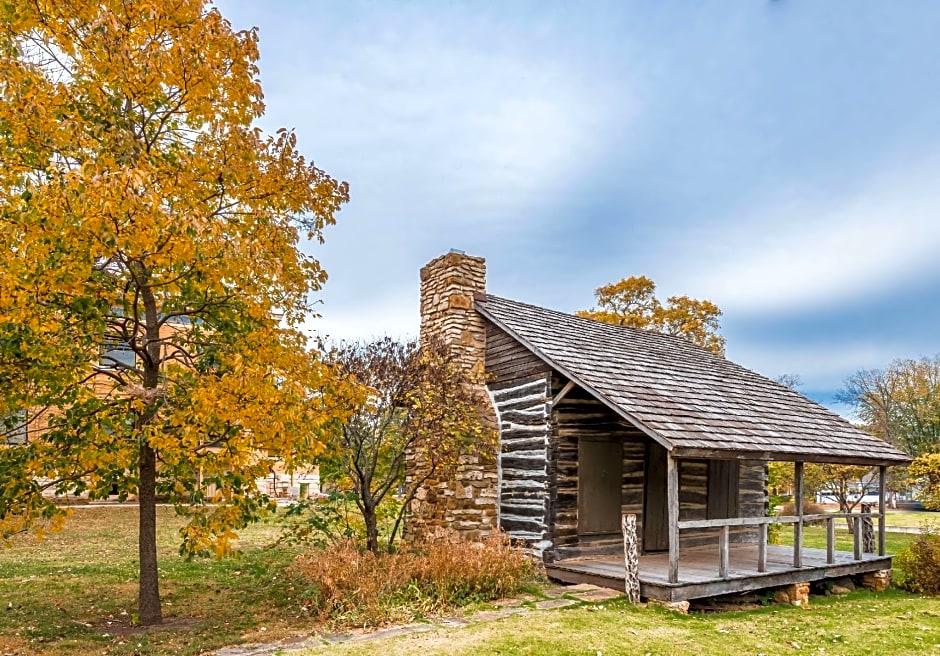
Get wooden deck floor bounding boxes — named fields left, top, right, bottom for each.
left=546, top=544, right=893, bottom=602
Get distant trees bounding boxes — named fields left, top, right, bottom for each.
left=774, top=373, right=804, bottom=391
left=908, top=454, right=940, bottom=511
left=578, top=276, right=725, bottom=355
left=837, top=356, right=940, bottom=508
left=769, top=373, right=880, bottom=528
left=836, top=356, right=940, bottom=459
left=807, top=465, right=879, bottom=525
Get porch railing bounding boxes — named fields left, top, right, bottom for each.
left=674, top=511, right=886, bottom=581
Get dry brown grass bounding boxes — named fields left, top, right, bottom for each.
left=778, top=500, right=827, bottom=524
left=291, top=532, right=535, bottom=628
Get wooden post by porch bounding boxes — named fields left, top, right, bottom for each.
left=878, top=465, right=887, bottom=556
left=622, top=514, right=641, bottom=603
left=826, top=516, right=836, bottom=564
left=719, top=525, right=730, bottom=579
left=793, top=461, right=804, bottom=568
left=757, top=523, right=768, bottom=573
left=667, top=454, right=680, bottom=584
left=853, top=515, right=863, bottom=560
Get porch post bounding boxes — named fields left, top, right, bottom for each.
left=667, top=453, right=680, bottom=583
left=878, top=465, right=887, bottom=556
left=793, top=461, right=803, bottom=568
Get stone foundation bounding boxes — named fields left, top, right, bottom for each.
left=773, top=582, right=810, bottom=607
left=859, top=569, right=891, bottom=592
left=649, top=599, right=690, bottom=613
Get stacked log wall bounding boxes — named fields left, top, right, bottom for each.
left=482, top=319, right=554, bottom=554
left=550, top=388, right=647, bottom=556
left=490, top=375, right=552, bottom=555
left=678, top=459, right=767, bottom=547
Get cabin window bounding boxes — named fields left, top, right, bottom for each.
left=706, top=459, right=740, bottom=519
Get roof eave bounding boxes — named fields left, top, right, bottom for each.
left=672, top=446, right=912, bottom=467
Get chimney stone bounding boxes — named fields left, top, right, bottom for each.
left=408, top=251, right=498, bottom=543
left=419, top=252, right=487, bottom=384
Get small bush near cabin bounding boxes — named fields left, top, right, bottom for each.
left=895, top=524, right=940, bottom=595
left=290, top=531, right=535, bottom=627
left=778, top=501, right=827, bottom=525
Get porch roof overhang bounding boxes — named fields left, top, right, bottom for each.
left=476, top=295, right=911, bottom=468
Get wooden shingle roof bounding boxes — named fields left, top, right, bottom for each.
left=476, top=294, right=909, bottom=466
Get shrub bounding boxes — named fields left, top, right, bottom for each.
left=290, top=531, right=535, bottom=627
left=766, top=504, right=782, bottom=545
left=778, top=500, right=827, bottom=525
left=895, top=524, right=940, bottom=595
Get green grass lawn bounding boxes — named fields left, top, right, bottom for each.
left=884, top=510, right=940, bottom=527
left=0, top=505, right=315, bottom=655
left=298, top=591, right=940, bottom=656
left=779, top=525, right=915, bottom=556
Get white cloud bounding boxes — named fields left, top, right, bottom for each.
left=304, top=290, right=418, bottom=344
left=729, top=339, right=906, bottom=389
left=678, top=151, right=940, bottom=315
left=258, top=17, right=627, bottom=230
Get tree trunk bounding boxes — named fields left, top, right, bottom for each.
left=840, top=500, right=855, bottom=534
left=138, top=443, right=163, bottom=625
left=363, top=501, right=379, bottom=553
left=136, top=282, right=163, bottom=625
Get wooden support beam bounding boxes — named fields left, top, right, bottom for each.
left=679, top=516, right=799, bottom=529
left=826, top=517, right=836, bottom=565
left=551, top=380, right=577, bottom=406
left=677, top=513, right=850, bottom=530
left=719, top=525, right=730, bottom=579
left=878, top=466, right=887, bottom=557
left=854, top=516, right=863, bottom=561
left=667, top=454, right=680, bottom=584
left=793, top=462, right=803, bottom=568
left=757, top=523, right=767, bottom=573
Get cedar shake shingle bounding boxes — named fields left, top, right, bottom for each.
left=476, top=294, right=909, bottom=466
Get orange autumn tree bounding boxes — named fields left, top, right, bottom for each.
left=0, top=0, right=354, bottom=625
left=578, top=276, right=726, bottom=355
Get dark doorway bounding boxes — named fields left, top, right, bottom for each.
left=577, top=440, right=622, bottom=535
left=707, top=459, right=741, bottom=519
left=643, top=441, right=669, bottom=552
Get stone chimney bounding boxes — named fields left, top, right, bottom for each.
left=409, top=250, right=498, bottom=542
left=419, top=250, right=487, bottom=383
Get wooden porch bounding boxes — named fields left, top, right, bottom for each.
left=546, top=542, right=893, bottom=602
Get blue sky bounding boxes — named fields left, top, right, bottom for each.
left=219, top=1, right=940, bottom=413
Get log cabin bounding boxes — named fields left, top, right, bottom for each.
left=408, top=251, right=910, bottom=603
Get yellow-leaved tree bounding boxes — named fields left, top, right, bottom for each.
left=577, top=276, right=726, bottom=355
left=0, top=0, right=356, bottom=625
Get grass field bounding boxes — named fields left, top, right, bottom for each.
left=298, top=590, right=940, bottom=656
left=884, top=510, right=940, bottom=527
left=779, top=525, right=915, bottom=556
left=0, top=505, right=315, bottom=655
left=0, top=506, right=937, bottom=655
